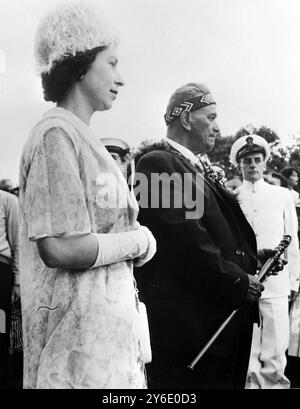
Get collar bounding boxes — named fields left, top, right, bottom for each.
left=166, top=138, right=201, bottom=167
left=43, top=107, right=90, bottom=131
left=242, top=178, right=266, bottom=192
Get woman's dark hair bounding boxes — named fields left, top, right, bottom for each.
left=271, top=171, right=288, bottom=188
left=280, top=167, right=298, bottom=180
left=41, top=46, right=107, bottom=103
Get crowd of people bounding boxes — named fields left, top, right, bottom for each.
left=2, top=0, right=300, bottom=389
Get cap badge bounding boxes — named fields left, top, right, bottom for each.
left=246, top=136, right=254, bottom=146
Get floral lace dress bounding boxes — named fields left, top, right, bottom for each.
left=19, top=108, right=146, bottom=389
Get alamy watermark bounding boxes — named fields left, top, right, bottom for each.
left=95, top=171, right=205, bottom=220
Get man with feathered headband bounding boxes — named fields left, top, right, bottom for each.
left=134, top=83, right=265, bottom=389
left=230, top=135, right=300, bottom=389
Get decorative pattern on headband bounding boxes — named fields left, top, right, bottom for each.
left=164, top=93, right=216, bottom=125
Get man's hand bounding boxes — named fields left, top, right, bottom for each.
left=257, top=248, right=287, bottom=274
left=246, top=274, right=264, bottom=302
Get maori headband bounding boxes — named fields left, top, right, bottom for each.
left=164, top=93, right=216, bottom=125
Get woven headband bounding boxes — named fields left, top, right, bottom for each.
left=164, top=93, right=216, bottom=125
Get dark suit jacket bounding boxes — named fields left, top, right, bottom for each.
left=134, top=145, right=258, bottom=388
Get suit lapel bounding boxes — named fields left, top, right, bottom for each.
left=169, top=148, right=239, bottom=213
left=168, top=148, right=257, bottom=252
left=168, top=147, right=205, bottom=175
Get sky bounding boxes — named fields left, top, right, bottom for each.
left=1, top=0, right=300, bottom=183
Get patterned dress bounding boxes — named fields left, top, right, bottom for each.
left=19, top=107, right=146, bottom=389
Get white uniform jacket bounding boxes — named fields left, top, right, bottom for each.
left=236, top=179, right=300, bottom=298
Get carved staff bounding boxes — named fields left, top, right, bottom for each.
left=187, top=235, right=291, bottom=370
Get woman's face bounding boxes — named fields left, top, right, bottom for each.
left=288, top=171, right=299, bottom=187
left=79, top=43, right=125, bottom=111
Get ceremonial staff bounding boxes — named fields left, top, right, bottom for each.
left=187, top=235, right=292, bottom=370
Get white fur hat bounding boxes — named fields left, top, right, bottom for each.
left=34, top=1, right=118, bottom=74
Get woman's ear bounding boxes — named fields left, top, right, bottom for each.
left=180, top=111, right=192, bottom=131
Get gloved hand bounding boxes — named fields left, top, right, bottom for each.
left=92, top=227, right=149, bottom=268
left=91, top=223, right=156, bottom=269
left=134, top=225, right=157, bottom=267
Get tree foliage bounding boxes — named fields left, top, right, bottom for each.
left=207, top=124, right=295, bottom=179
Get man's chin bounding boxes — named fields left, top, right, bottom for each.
left=194, top=142, right=215, bottom=155
left=248, top=176, right=262, bottom=183
left=206, top=143, right=215, bottom=153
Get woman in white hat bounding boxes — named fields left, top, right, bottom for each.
left=19, top=1, right=155, bottom=389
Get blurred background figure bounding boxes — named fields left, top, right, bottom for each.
left=0, top=179, right=22, bottom=388
left=0, top=187, right=20, bottom=388
left=264, top=171, right=288, bottom=188
left=0, top=179, right=19, bottom=196
left=284, top=167, right=300, bottom=388
left=289, top=155, right=300, bottom=178
left=101, top=138, right=133, bottom=181
left=280, top=168, right=299, bottom=204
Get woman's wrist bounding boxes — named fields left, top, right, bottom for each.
left=91, top=229, right=149, bottom=269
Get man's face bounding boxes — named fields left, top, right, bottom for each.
left=188, top=104, right=219, bottom=154
left=109, top=151, right=129, bottom=179
left=110, top=151, right=123, bottom=166
left=239, top=152, right=266, bottom=183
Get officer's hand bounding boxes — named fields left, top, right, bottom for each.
left=270, top=257, right=287, bottom=275
left=257, top=248, right=287, bottom=273
left=246, top=274, right=264, bottom=302
left=257, top=249, right=275, bottom=268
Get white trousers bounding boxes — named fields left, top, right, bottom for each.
left=245, top=296, right=290, bottom=389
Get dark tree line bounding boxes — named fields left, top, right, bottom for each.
left=208, top=124, right=300, bottom=180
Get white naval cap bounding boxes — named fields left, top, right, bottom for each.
left=100, top=138, right=131, bottom=156
left=230, top=134, right=270, bottom=166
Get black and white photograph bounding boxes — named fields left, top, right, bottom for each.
left=1, top=0, right=300, bottom=396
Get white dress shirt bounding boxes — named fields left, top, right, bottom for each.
left=289, top=189, right=299, bottom=204
left=236, top=179, right=300, bottom=298
left=166, top=138, right=203, bottom=169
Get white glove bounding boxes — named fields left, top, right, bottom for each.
left=134, top=225, right=157, bottom=267
left=91, top=228, right=149, bottom=268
